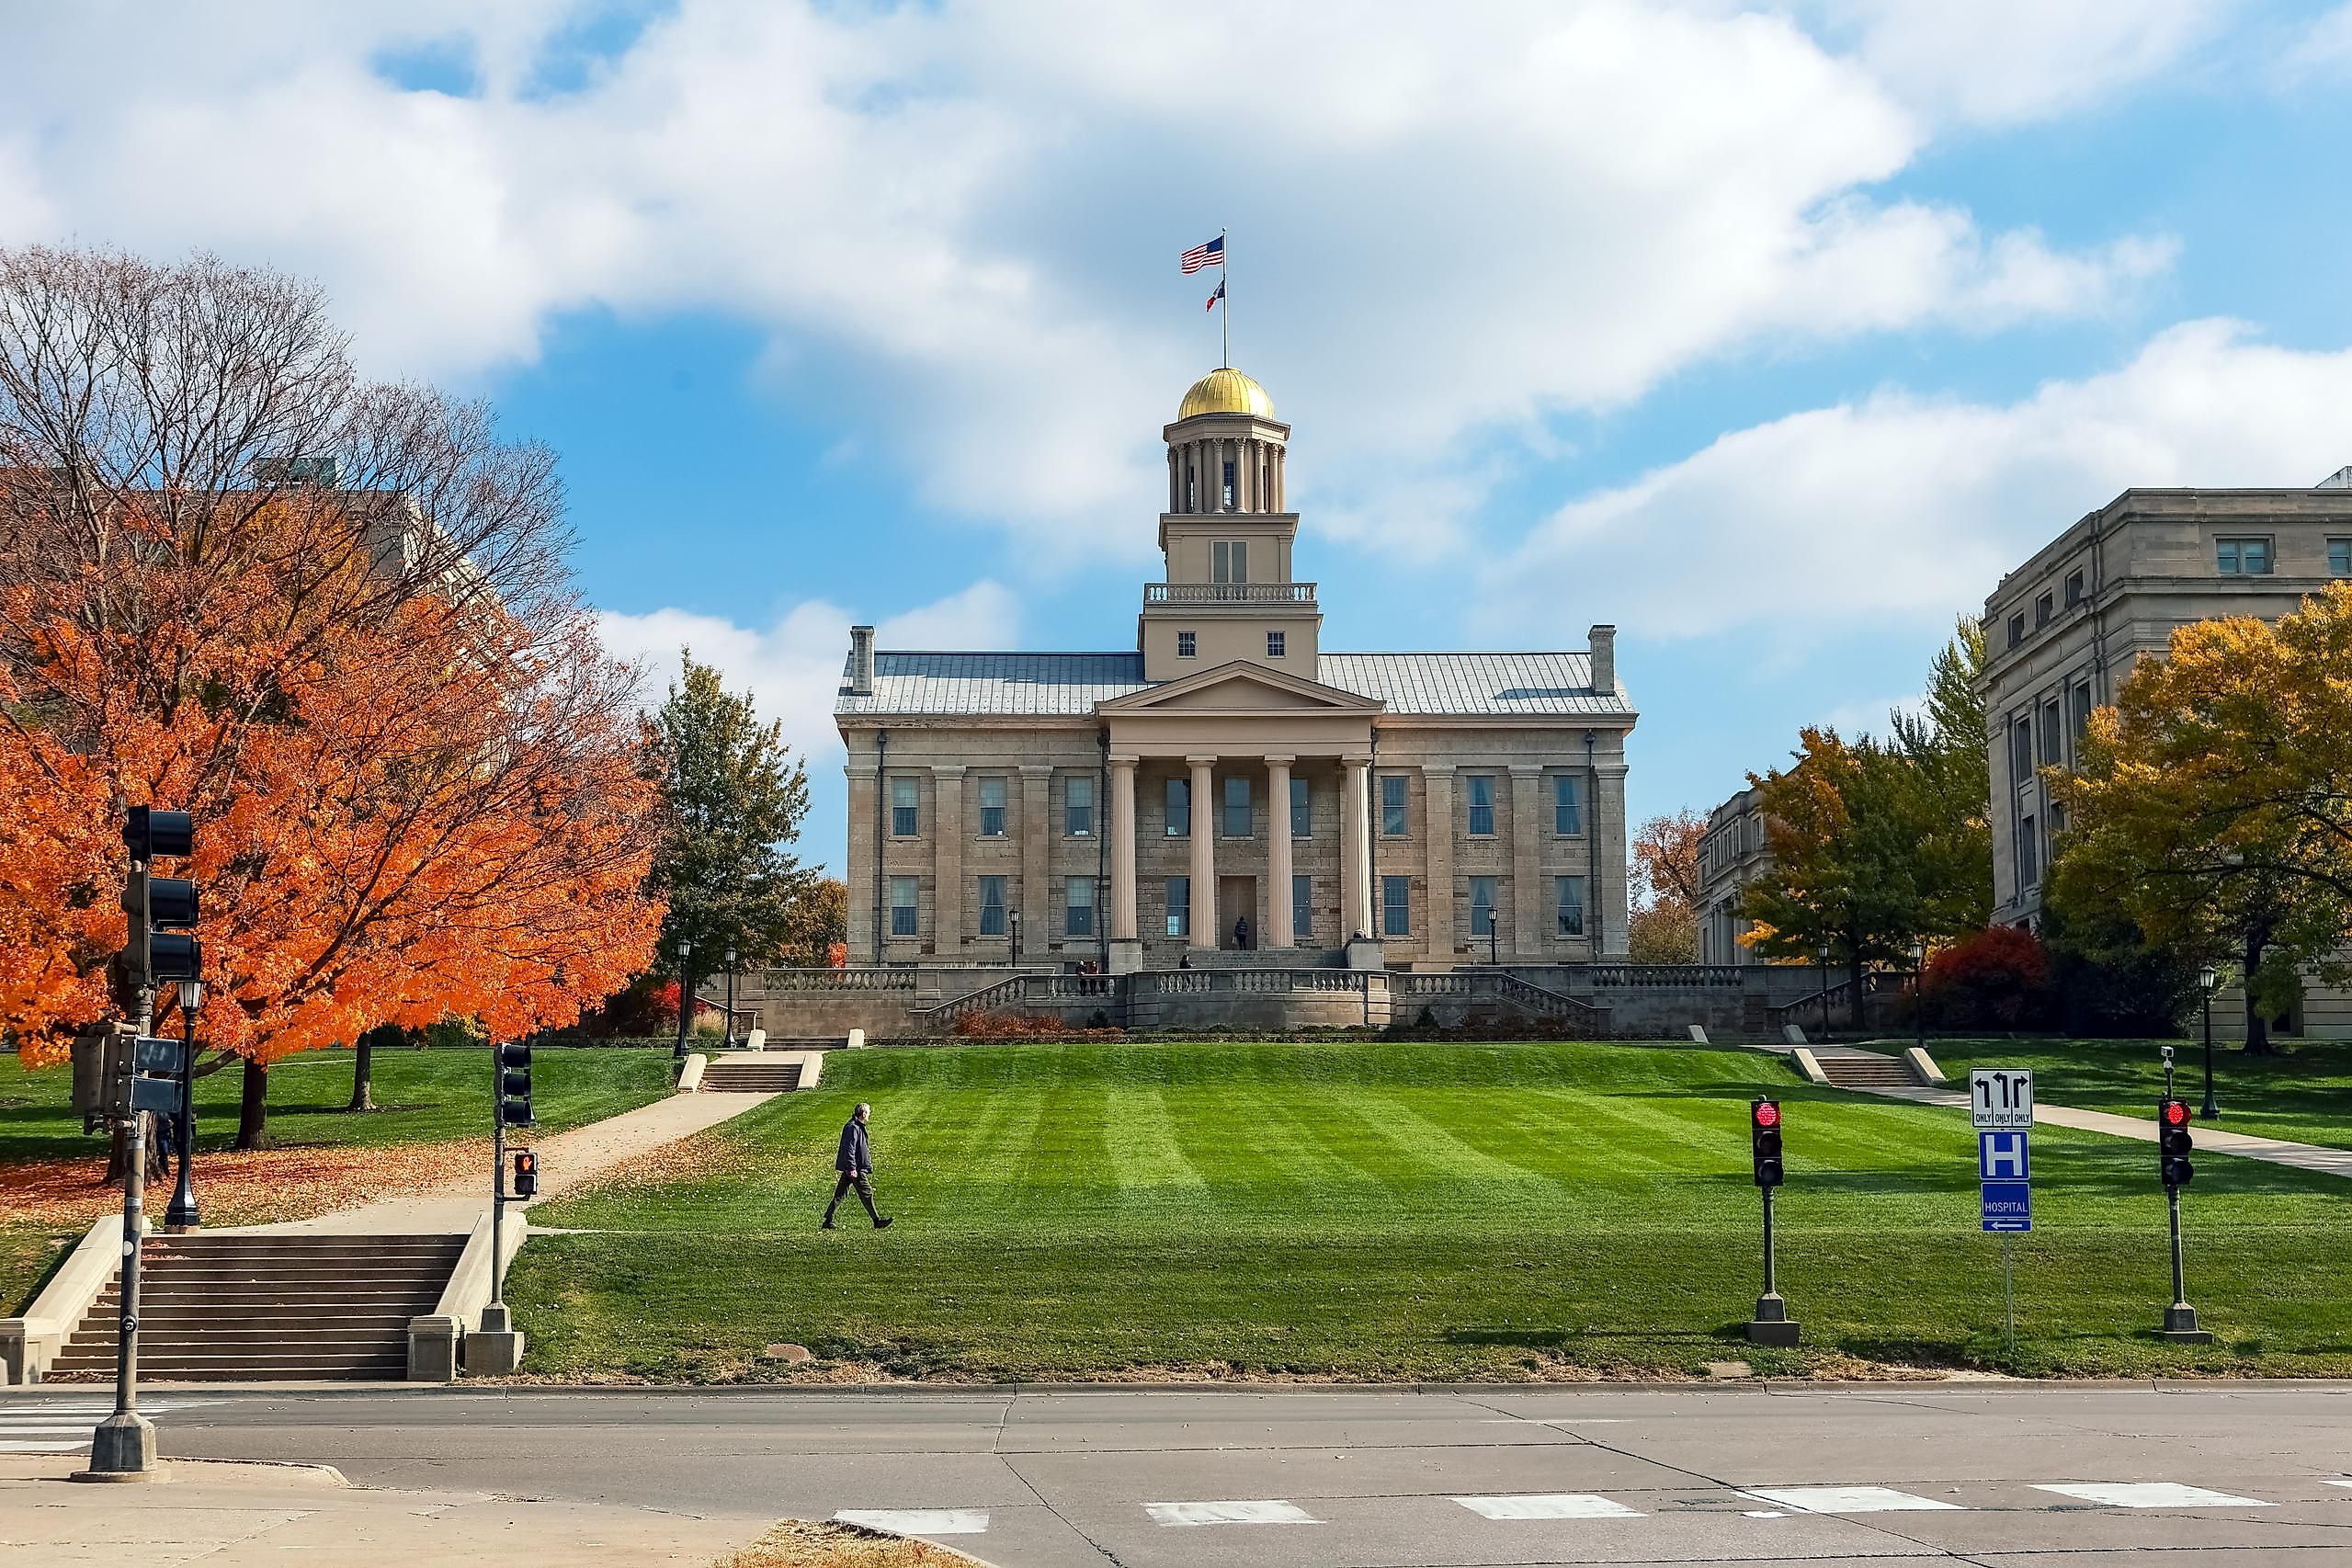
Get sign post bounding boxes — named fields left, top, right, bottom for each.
left=1971, top=1069, right=2034, bottom=1358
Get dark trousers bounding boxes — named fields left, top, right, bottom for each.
left=825, top=1170, right=880, bottom=1223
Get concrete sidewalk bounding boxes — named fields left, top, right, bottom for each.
left=1849, top=1078, right=2352, bottom=1178
left=0, top=1454, right=771, bottom=1566
left=250, top=1086, right=779, bottom=1237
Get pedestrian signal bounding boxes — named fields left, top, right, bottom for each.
left=2158, top=1096, right=2194, bottom=1188
left=1750, top=1097, right=1784, bottom=1187
left=512, top=1148, right=539, bottom=1199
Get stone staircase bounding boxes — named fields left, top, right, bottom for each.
left=48, top=1233, right=462, bottom=1382
left=1809, top=1048, right=1924, bottom=1091
left=700, top=1055, right=804, bottom=1092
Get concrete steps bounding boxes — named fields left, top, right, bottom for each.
left=47, top=1233, right=462, bottom=1382
left=701, top=1058, right=803, bottom=1093
left=1812, top=1052, right=1921, bottom=1089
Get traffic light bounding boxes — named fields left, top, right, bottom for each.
left=511, top=1149, right=539, bottom=1199
left=121, top=806, right=202, bottom=983
left=1750, top=1097, right=1784, bottom=1187
left=496, top=1042, right=533, bottom=1128
left=2158, top=1096, right=2195, bottom=1188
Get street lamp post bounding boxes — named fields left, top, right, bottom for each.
left=1817, top=941, right=1832, bottom=1042
left=1486, top=910, right=1499, bottom=968
left=165, top=979, right=202, bottom=1232
left=674, top=937, right=694, bottom=1060
left=1912, top=937, right=1927, bottom=1059
left=724, top=944, right=737, bottom=1047
left=1008, top=909, right=1021, bottom=966
left=2198, top=962, right=2221, bottom=1119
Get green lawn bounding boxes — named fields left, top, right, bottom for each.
left=509, top=1040, right=2352, bottom=1383
left=0, top=1045, right=676, bottom=1163
left=1934, top=1037, right=2352, bottom=1151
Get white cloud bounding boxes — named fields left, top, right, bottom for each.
left=1813, top=0, right=2235, bottom=124
left=2278, top=3, right=2352, bottom=78
left=1492, top=320, right=2352, bottom=642
left=0, top=0, right=2176, bottom=560
left=594, top=579, right=1021, bottom=783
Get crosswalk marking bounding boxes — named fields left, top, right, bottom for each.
left=1145, top=1499, right=1319, bottom=1527
left=1742, top=1486, right=1963, bottom=1514
left=2035, top=1483, right=2275, bottom=1509
left=1453, top=1493, right=1643, bottom=1520
left=0, top=1400, right=203, bottom=1456
left=834, top=1509, right=990, bottom=1536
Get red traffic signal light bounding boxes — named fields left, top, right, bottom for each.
left=1750, top=1097, right=1785, bottom=1187
left=1753, top=1101, right=1781, bottom=1130
left=2157, top=1096, right=2195, bottom=1187
left=2163, top=1100, right=2189, bottom=1127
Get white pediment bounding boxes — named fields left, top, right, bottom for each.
left=1096, top=659, right=1382, bottom=716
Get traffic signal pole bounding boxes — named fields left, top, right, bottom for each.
left=1744, top=1098, right=1800, bottom=1346
left=2153, top=1062, right=2212, bottom=1345
left=83, top=845, right=159, bottom=1479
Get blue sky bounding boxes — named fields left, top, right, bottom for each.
left=6, top=1, right=2352, bottom=875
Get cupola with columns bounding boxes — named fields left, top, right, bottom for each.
left=1142, top=365, right=1318, bottom=681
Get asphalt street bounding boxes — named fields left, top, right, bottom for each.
left=9, top=1381, right=2352, bottom=1565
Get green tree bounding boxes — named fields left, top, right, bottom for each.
left=2048, top=584, right=2352, bottom=1053
left=1891, top=617, right=1994, bottom=936
left=782, top=877, right=850, bottom=967
left=644, top=652, right=814, bottom=977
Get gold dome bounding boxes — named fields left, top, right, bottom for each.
left=1177, top=366, right=1276, bottom=421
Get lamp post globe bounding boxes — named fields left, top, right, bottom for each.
left=165, top=979, right=203, bottom=1230
left=2198, top=963, right=2221, bottom=1119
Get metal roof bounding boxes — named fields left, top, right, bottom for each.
left=837, top=650, right=1633, bottom=719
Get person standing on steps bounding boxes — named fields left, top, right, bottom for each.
left=823, top=1102, right=892, bottom=1230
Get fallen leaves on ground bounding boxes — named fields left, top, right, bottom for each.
left=0, top=1139, right=490, bottom=1228
left=712, top=1519, right=983, bottom=1568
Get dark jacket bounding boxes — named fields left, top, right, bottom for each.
left=835, top=1117, right=870, bottom=1175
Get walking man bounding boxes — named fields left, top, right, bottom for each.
left=823, top=1102, right=892, bottom=1230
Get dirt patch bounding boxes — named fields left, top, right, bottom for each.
left=714, top=1519, right=986, bottom=1567
left=548, top=1120, right=763, bottom=1202
left=0, top=1139, right=487, bottom=1229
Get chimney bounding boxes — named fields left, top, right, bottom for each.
left=1588, top=624, right=1617, bottom=698
left=847, top=624, right=876, bottom=696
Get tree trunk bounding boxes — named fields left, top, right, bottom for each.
left=1848, top=958, right=1867, bottom=1032
left=100, top=1114, right=169, bottom=1184
left=2243, top=930, right=2275, bottom=1056
left=235, top=1055, right=272, bottom=1150
left=346, top=1035, right=376, bottom=1112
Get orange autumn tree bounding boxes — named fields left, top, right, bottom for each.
left=0, top=245, right=663, bottom=1147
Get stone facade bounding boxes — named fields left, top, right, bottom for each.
left=1696, top=784, right=1771, bottom=967
left=1981, top=481, right=2352, bottom=1040
left=835, top=365, right=1635, bottom=976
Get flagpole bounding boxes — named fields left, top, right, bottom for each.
left=1220, top=227, right=1230, bottom=368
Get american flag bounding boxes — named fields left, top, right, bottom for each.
left=1179, top=234, right=1224, bottom=275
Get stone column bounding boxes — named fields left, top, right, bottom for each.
left=1242, top=437, right=1258, bottom=512
left=846, top=756, right=878, bottom=960
left=1509, top=765, right=1544, bottom=961
left=1422, top=763, right=1455, bottom=960
left=1020, top=765, right=1052, bottom=958
left=1108, top=756, right=1139, bottom=942
left=1597, top=759, right=1630, bottom=960
left=1273, top=446, right=1285, bottom=510
left=1342, top=756, right=1373, bottom=940
left=1187, top=756, right=1217, bottom=947
left=933, top=765, right=967, bottom=956
left=1266, top=755, right=1295, bottom=949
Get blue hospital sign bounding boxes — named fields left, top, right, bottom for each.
left=1979, top=1131, right=2030, bottom=1181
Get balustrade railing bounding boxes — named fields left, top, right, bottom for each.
left=1142, top=582, right=1316, bottom=606
left=760, top=967, right=916, bottom=993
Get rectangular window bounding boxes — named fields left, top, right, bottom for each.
left=2009, top=718, right=2031, bottom=786
left=1165, top=876, right=1190, bottom=938
left=2070, top=683, right=2093, bottom=745
left=890, top=776, right=919, bottom=837
left=1065, top=775, right=1094, bottom=836
left=1466, top=774, right=1496, bottom=836
left=1210, top=539, right=1248, bottom=585
left=1222, top=462, right=1237, bottom=509
left=1266, top=631, right=1285, bottom=657
left=2332, top=538, right=2351, bottom=576
left=888, top=876, right=918, bottom=937
left=1176, top=630, right=1197, bottom=657
left=1290, top=776, right=1311, bottom=838
left=1165, top=777, right=1189, bottom=837
left=2039, top=699, right=2062, bottom=766
left=1291, top=874, right=1312, bottom=941
left=1555, top=876, right=1585, bottom=937
left=2034, top=593, right=2052, bottom=628
left=1380, top=773, right=1408, bottom=836
left=2007, top=612, right=2025, bottom=648
left=1221, top=775, right=1251, bottom=837
left=1553, top=773, right=1582, bottom=835
left=977, top=777, right=1007, bottom=837
left=2018, top=814, right=2040, bottom=887
left=1470, top=876, right=1497, bottom=937
left=2217, top=535, right=2273, bottom=574
left=978, top=875, right=1006, bottom=937
left=2064, top=569, right=2085, bottom=608
left=1064, top=877, right=1095, bottom=937
left=1381, top=875, right=1411, bottom=937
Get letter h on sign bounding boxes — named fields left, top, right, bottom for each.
left=1979, top=1131, right=2029, bottom=1181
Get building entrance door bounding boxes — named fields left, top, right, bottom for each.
left=1218, top=876, right=1256, bottom=949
